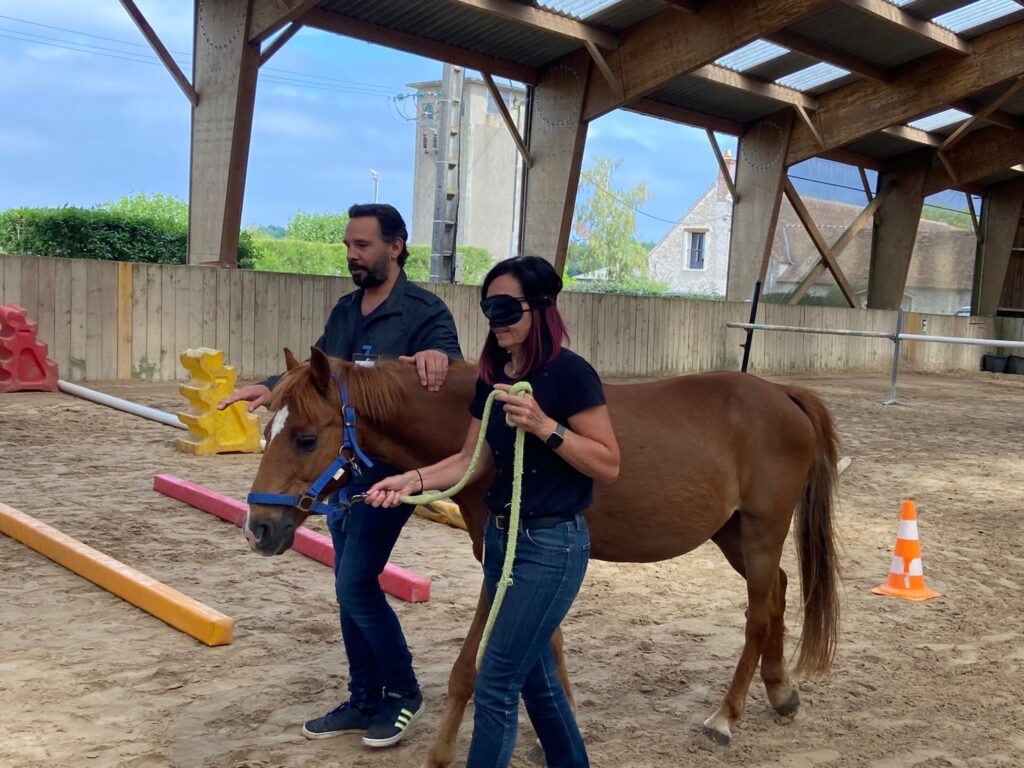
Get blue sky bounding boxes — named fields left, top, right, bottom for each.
left=0, top=1, right=743, bottom=245
left=0, top=2, right=965, bottom=245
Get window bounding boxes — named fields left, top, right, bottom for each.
left=688, top=231, right=706, bottom=270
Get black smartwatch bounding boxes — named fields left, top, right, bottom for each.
left=545, top=423, right=566, bottom=450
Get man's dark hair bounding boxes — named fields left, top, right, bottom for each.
left=347, top=203, right=410, bottom=266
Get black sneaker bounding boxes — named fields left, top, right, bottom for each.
left=361, top=689, right=424, bottom=748
left=301, top=700, right=377, bottom=740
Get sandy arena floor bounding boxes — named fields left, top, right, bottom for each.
left=2, top=370, right=1023, bottom=768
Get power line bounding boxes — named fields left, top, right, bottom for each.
left=0, top=17, right=414, bottom=98
left=580, top=171, right=677, bottom=225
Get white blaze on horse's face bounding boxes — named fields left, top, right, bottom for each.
left=269, top=405, right=290, bottom=444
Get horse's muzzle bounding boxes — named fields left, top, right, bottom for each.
left=245, top=512, right=297, bottom=556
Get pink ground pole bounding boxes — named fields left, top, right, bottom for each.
left=153, top=473, right=430, bottom=603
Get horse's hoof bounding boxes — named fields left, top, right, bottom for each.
left=525, top=739, right=546, bottom=765
left=701, top=723, right=731, bottom=747
left=773, top=688, right=800, bottom=716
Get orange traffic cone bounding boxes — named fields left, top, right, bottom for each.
left=872, top=498, right=941, bottom=601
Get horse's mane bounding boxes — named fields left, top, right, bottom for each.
left=268, top=357, right=474, bottom=424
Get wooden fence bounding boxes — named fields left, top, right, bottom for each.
left=2, top=254, right=1022, bottom=382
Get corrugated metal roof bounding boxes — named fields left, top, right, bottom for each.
left=533, top=0, right=623, bottom=21
left=843, top=133, right=921, bottom=160
left=715, top=40, right=788, bottom=72
left=908, top=108, right=971, bottom=131
left=319, top=0, right=579, bottom=68
left=648, top=74, right=785, bottom=123
left=785, top=3, right=942, bottom=68
left=742, top=50, right=818, bottom=82
left=777, top=63, right=850, bottom=92
left=932, top=0, right=1021, bottom=32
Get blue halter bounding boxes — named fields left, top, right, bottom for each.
left=246, top=377, right=375, bottom=516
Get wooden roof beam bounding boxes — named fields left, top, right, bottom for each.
left=839, top=0, right=971, bottom=54
left=301, top=9, right=541, bottom=84
left=581, top=0, right=833, bottom=121
left=448, top=0, right=618, bottom=50
left=941, top=75, right=1024, bottom=152
left=785, top=20, right=1024, bottom=165
left=250, top=0, right=319, bottom=44
left=881, top=124, right=943, bottom=147
left=924, top=125, right=1024, bottom=195
left=690, top=64, right=818, bottom=109
left=119, top=0, right=197, bottom=106
left=767, top=29, right=892, bottom=82
left=662, top=0, right=705, bottom=12
left=259, top=21, right=302, bottom=67
left=952, top=99, right=1024, bottom=132
left=624, top=99, right=744, bottom=135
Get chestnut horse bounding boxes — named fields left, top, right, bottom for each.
left=245, top=348, right=840, bottom=766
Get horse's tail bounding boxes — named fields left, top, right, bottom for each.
left=786, top=386, right=841, bottom=677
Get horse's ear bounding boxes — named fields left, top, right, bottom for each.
left=309, top=346, right=332, bottom=393
left=284, top=348, right=301, bottom=371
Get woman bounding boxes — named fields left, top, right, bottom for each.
left=365, top=255, right=620, bottom=767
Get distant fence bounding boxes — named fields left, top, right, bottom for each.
left=2, top=254, right=1023, bottom=382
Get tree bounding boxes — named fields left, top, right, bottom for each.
left=568, top=156, right=652, bottom=282
left=285, top=211, right=349, bottom=243
left=100, top=193, right=188, bottom=230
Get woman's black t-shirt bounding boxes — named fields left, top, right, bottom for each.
left=469, top=348, right=606, bottom=520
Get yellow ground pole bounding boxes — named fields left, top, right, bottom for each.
left=0, top=502, right=233, bottom=646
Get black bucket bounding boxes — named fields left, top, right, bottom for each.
left=1008, top=355, right=1024, bottom=375
left=982, top=354, right=1009, bottom=373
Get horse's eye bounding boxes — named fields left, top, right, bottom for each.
left=294, top=433, right=318, bottom=452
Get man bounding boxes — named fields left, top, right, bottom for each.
left=220, top=203, right=462, bottom=747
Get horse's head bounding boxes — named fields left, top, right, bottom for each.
left=244, top=347, right=349, bottom=555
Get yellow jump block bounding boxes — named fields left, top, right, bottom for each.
left=0, top=502, right=233, bottom=646
left=414, top=499, right=467, bottom=531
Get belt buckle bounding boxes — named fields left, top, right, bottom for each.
left=494, top=514, right=510, bottom=531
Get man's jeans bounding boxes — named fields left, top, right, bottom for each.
left=466, top=514, right=591, bottom=768
left=327, top=465, right=417, bottom=707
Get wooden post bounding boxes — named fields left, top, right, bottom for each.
left=865, top=154, right=929, bottom=310
left=520, top=50, right=591, bottom=273
left=725, top=110, right=794, bottom=302
left=972, top=178, right=1024, bottom=316
left=188, top=0, right=260, bottom=267
left=116, top=262, right=134, bottom=379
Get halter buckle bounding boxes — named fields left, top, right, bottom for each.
left=297, top=494, right=316, bottom=512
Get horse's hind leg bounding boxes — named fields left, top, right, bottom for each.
left=425, top=581, right=489, bottom=768
left=705, top=512, right=793, bottom=745
left=760, top=566, right=799, bottom=716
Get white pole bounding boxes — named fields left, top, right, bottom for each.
left=897, top=333, right=1024, bottom=348
left=58, top=380, right=187, bottom=430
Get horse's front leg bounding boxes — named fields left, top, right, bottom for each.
left=425, top=580, right=489, bottom=768
left=551, top=625, right=575, bottom=711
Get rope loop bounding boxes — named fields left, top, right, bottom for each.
left=397, top=382, right=532, bottom=668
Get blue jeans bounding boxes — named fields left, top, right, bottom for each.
left=327, top=464, right=418, bottom=707
left=466, top=514, right=591, bottom=768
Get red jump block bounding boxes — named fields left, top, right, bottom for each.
left=0, top=304, right=59, bottom=393
left=152, top=473, right=431, bottom=603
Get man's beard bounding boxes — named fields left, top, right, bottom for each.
left=349, top=260, right=388, bottom=288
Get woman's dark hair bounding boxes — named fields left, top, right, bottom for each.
left=478, top=256, right=570, bottom=384
left=347, top=203, right=410, bottom=266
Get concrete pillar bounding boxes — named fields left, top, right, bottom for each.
left=188, top=0, right=259, bottom=266
left=725, top=110, right=794, bottom=302
left=520, top=50, right=591, bottom=274
left=866, top=154, right=930, bottom=310
left=972, top=178, right=1024, bottom=315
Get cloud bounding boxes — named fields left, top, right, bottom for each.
left=254, top=109, right=337, bottom=140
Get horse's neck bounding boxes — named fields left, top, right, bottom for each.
left=363, top=363, right=478, bottom=471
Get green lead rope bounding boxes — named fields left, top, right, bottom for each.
left=399, top=381, right=533, bottom=669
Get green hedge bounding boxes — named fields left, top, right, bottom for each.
left=0, top=206, right=258, bottom=268
left=252, top=238, right=494, bottom=284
